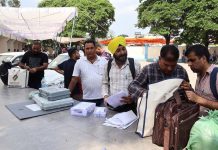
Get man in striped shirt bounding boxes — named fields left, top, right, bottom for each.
left=181, top=44, right=218, bottom=110
left=102, top=37, right=140, bottom=113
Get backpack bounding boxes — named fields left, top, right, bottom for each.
left=107, top=58, right=135, bottom=82
left=210, top=67, right=218, bottom=100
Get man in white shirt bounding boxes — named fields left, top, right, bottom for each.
left=69, top=39, right=107, bottom=106
left=102, top=37, right=141, bottom=113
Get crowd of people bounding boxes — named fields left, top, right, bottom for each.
left=19, top=37, right=218, bottom=111
left=19, top=37, right=218, bottom=147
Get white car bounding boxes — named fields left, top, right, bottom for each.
left=48, top=53, right=69, bottom=69
left=0, top=52, right=25, bottom=65
left=48, top=49, right=85, bottom=69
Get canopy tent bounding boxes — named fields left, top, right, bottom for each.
left=56, top=37, right=85, bottom=44
left=0, top=7, right=78, bottom=40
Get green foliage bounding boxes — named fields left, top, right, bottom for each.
left=39, top=0, right=115, bottom=39
left=0, top=0, right=6, bottom=6
left=177, top=0, right=218, bottom=47
left=0, top=0, right=20, bottom=7
left=138, top=0, right=181, bottom=44
left=8, top=0, right=20, bottom=7
left=137, top=0, right=218, bottom=47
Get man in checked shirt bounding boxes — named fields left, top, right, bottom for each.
left=128, top=45, right=189, bottom=102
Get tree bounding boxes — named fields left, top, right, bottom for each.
left=39, top=0, right=115, bottom=39
left=0, top=0, right=6, bottom=6
left=137, top=0, right=181, bottom=45
left=8, top=0, right=20, bottom=7
left=0, top=0, right=20, bottom=7
left=176, top=0, right=218, bottom=48
left=137, top=0, right=218, bottom=47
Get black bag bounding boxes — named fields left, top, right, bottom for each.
left=210, top=67, right=218, bottom=100
left=0, top=61, right=13, bottom=85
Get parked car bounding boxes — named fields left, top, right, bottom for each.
left=48, top=53, right=69, bottom=69
left=48, top=49, right=85, bottom=69
left=0, top=52, right=25, bottom=85
left=0, top=52, right=25, bottom=65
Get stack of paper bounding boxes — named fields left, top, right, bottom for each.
left=39, top=87, right=71, bottom=101
left=93, top=107, right=107, bottom=118
left=107, top=91, right=128, bottom=108
left=32, top=93, right=74, bottom=110
left=70, top=102, right=96, bottom=117
left=103, top=110, right=138, bottom=129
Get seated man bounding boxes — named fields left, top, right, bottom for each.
left=55, top=48, right=82, bottom=100
left=102, top=37, right=141, bottom=113
left=128, top=45, right=189, bottom=102
left=181, top=44, right=218, bottom=111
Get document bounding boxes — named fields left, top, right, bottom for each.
left=107, top=91, right=128, bottom=108
left=103, top=110, right=138, bottom=129
left=25, top=104, right=41, bottom=111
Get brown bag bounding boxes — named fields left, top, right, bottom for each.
left=152, top=90, right=199, bottom=150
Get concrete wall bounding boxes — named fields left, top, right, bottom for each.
left=145, top=45, right=186, bottom=62
left=146, top=45, right=161, bottom=61
left=126, top=46, right=145, bottom=60
left=18, top=43, right=22, bottom=51
left=14, top=41, right=18, bottom=51
left=0, top=36, right=9, bottom=53
left=14, top=41, right=19, bottom=51
left=0, top=36, right=25, bottom=53
left=104, top=44, right=218, bottom=62
left=7, top=39, right=15, bottom=52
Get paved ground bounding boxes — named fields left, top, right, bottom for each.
left=0, top=82, right=162, bottom=150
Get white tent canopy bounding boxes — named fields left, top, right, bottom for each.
left=0, top=7, right=78, bottom=40
left=56, top=37, right=85, bottom=44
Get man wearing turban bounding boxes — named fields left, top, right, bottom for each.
left=102, top=36, right=141, bottom=113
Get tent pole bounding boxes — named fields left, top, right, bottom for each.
left=70, top=18, right=76, bottom=47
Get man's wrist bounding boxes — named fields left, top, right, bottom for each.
left=196, top=95, right=204, bottom=105
left=25, top=66, right=30, bottom=70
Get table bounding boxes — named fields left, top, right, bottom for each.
left=0, top=82, right=162, bottom=150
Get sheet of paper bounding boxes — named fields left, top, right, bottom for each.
left=107, top=91, right=128, bottom=108
left=25, top=104, right=41, bottom=111
left=114, top=110, right=138, bottom=125
left=103, top=110, right=138, bottom=129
